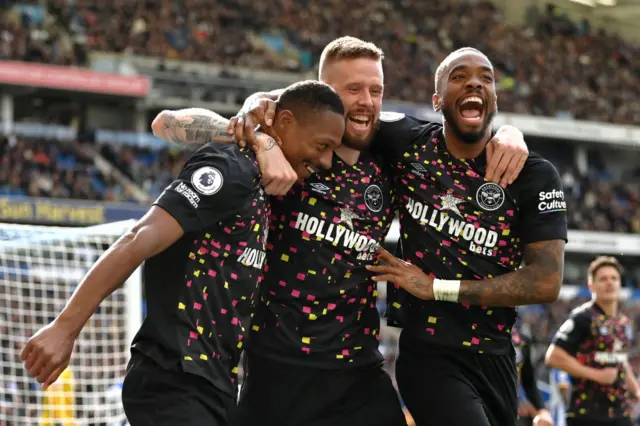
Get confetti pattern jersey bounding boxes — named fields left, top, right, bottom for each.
left=132, top=143, right=269, bottom=397
left=512, top=325, right=527, bottom=380
left=552, top=301, right=634, bottom=421
left=248, top=152, right=395, bottom=368
left=513, top=324, right=543, bottom=411
left=371, top=115, right=568, bottom=355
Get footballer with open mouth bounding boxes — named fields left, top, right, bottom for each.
left=436, top=50, right=497, bottom=145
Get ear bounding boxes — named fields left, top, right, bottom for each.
left=432, top=93, right=441, bottom=112
left=275, top=109, right=295, bottom=129
left=274, top=110, right=295, bottom=147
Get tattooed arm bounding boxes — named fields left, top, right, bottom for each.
left=151, top=108, right=234, bottom=147
left=456, top=240, right=564, bottom=306
left=151, top=108, right=296, bottom=196
left=369, top=240, right=564, bottom=307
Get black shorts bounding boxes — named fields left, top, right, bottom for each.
left=395, top=333, right=518, bottom=426
left=230, top=353, right=407, bottom=426
left=566, top=418, right=635, bottom=426
left=122, top=351, right=235, bottom=426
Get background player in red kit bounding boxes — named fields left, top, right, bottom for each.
left=366, top=48, right=568, bottom=426
left=20, top=81, right=346, bottom=426
left=153, top=38, right=529, bottom=426
left=546, top=256, right=640, bottom=426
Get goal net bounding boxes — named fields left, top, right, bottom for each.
left=0, top=221, right=142, bottom=426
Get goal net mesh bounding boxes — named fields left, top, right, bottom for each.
left=0, top=221, right=141, bottom=426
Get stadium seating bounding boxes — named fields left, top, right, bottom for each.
left=4, top=0, right=640, bottom=123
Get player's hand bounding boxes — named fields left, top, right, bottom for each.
left=366, top=247, right=434, bottom=300
left=20, top=320, right=77, bottom=391
left=254, top=134, right=297, bottom=196
left=592, top=367, right=618, bottom=385
left=228, top=99, right=278, bottom=147
left=485, top=125, right=528, bottom=187
left=533, top=409, right=554, bottom=426
left=518, top=400, right=537, bottom=417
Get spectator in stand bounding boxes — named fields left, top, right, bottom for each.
left=5, top=0, right=640, bottom=123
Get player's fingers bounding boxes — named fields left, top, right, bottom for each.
left=490, top=152, right=509, bottom=186
left=243, top=117, right=257, bottom=146
left=265, top=100, right=277, bottom=127
left=375, top=247, right=406, bottom=267
left=227, top=117, right=238, bottom=135
left=505, top=155, right=527, bottom=186
left=20, top=341, right=33, bottom=361
left=24, top=347, right=42, bottom=370
left=484, top=142, right=495, bottom=181
left=35, top=359, right=57, bottom=384
left=485, top=144, right=505, bottom=184
left=273, top=178, right=291, bottom=196
left=365, top=264, right=397, bottom=275
left=26, top=352, right=48, bottom=378
left=492, top=149, right=513, bottom=187
left=374, top=246, right=394, bottom=263
left=263, top=179, right=281, bottom=196
left=499, top=152, right=523, bottom=187
left=41, top=366, right=65, bottom=391
left=370, top=274, right=399, bottom=283
left=234, top=116, right=246, bottom=142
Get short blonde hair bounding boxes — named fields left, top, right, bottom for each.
left=588, top=256, right=623, bottom=282
left=318, top=36, right=384, bottom=79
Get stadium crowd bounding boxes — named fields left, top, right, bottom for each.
left=2, top=134, right=638, bottom=235
left=3, top=0, right=640, bottom=123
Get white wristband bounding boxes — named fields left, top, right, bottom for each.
left=433, top=279, right=461, bottom=302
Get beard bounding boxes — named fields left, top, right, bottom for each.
left=442, top=107, right=496, bottom=144
left=340, top=117, right=380, bottom=150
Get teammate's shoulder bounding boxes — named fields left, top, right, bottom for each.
left=512, top=151, right=561, bottom=188
left=521, top=151, right=559, bottom=175
left=187, top=144, right=259, bottom=174
left=570, top=301, right=596, bottom=318
left=379, top=112, right=440, bottom=133
left=192, top=142, right=255, bottom=161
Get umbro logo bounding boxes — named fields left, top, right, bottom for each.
left=411, top=163, right=427, bottom=176
left=309, top=182, right=330, bottom=194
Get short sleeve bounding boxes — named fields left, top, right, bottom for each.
left=552, top=311, right=590, bottom=356
left=513, top=156, right=568, bottom=244
left=154, top=144, right=260, bottom=233
left=370, top=112, right=434, bottom=161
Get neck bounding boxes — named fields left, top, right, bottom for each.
left=443, top=123, right=492, bottom=159
left=335, top=145, right=361, bottom=166
left=595, top=298, right=618, bottom=317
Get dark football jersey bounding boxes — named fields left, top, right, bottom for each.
left=512, top=325, right=527, bottom=379
left=552, top=301, right=634, bottom=421
left=513, top=324, right=542, bottom=410
left=132, top=143, right=269, bottom=397
left=248, top=152, right=395, bottom=368
left=372, top=114, right=568, bottom=355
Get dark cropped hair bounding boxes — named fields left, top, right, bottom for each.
left=277, top=80, right=344, bottom=121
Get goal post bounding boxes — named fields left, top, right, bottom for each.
left=0, top=220, right=142, bottom=425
